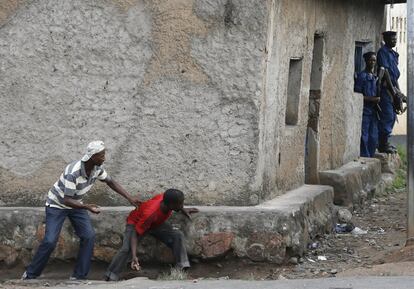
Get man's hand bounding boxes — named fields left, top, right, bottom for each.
left=129, top=196, right=142, bottom=208
left=398, top=92, right=408, bottom=103
left=105, top=178, right=142, bottom=208
left=181, top=207, right=199, bottom=219
left=87, top=204, right=101, bottom=214
left=131, top=256, right=140, bottom=271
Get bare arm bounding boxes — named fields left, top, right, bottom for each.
left=63, top=196, right=100, bottom=214
left=377, top=67, right=385, bottom=97
left=104, top=178, right=141, bottom=207
left=181, top=207, right=199, bottom=220
left=130, top=231, right=140, bottom=270
left=380, top=67, right=397, bottom=96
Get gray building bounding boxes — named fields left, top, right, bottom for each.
left=0, top=0, right=405, bottom=207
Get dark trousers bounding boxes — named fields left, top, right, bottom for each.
left=378, top=95, right=396, bottom=148
left=105, top=223, right=190, bottom=281
left=360, top=110, right=378, bottom=158
left=26, top=206, right=95, bottom=279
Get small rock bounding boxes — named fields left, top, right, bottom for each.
left=368, top=239, right=377, bottom=246
left=338, top=208, right=352, bottom=223
left=298, top=257, right=304, bottom=264
left=278, top=274, right=288, bottom=280
left=218, top=276, right=229, bottom=280
left=330, top=269, right=338, bottom=274
left=216, top=263, right=223, bottom=268
left=288, top=257, right=298, bottom=265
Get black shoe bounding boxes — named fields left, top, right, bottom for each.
left=386, top=143, right=397, bottom=150
left=378, top=147, right=394, bottom=154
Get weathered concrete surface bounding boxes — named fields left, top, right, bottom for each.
left=0, top=0, right=386, bottom=206
left=374, top=152, right=402, bottom=175
left=0, top=185, right=333, bottom=266
left=0, top=0, right=265, bottom=206
left=319, top=158, right=382, bottom=207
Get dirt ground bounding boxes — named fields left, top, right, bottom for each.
left=1, top=182, right=412, bottom=288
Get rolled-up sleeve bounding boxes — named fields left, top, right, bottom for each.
left=377, top=49, right=390, bottom=69
left=97, top=168, right=109, bottom=181
left=354, top=74, right=365, bottom=94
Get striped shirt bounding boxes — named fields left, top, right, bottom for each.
left=46, top=160, right=109, bottom=209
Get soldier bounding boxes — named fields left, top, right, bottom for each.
left=355, top=52, right=380, bottom=157
left=377, top=31, right=401, bottom=154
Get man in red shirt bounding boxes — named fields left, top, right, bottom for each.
left=104, top=189, right=198, bottom=281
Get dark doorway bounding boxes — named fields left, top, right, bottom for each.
left=305, top=33, right=324, bottom=184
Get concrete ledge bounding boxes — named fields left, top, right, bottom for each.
left=319, top=158, right=382, bottom=207
left=0, top=185, right=333, bottom=266
left=374, top=152, right=402, bottom=175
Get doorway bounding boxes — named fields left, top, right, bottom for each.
left=305, top=33, right=324, bottom=184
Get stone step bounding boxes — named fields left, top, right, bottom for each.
left=319, top=158, right=382, bottom=207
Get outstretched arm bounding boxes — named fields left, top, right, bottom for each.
left=63, top=196, right=101, bottom=214
left=181, top=207, right=199, bottom=219
left=382, top=68, right=397, bottom=96
left=104, top=178, right=141, bottom=207
left=130, top=231, right=140, bottom=271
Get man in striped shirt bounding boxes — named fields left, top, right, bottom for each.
left=22, top=141, right=141, bottom=280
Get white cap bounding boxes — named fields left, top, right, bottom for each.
left=81, top=141, right=105, bottom=162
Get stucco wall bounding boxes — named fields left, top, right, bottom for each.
left=0, top=0, right=266, bottom=206
left=0, top=0, right=385, bottom=206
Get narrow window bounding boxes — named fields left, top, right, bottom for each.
left=285, top=58, right=303, bottom=126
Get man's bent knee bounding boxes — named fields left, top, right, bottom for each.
left=41, top=237, right=59, bottom=250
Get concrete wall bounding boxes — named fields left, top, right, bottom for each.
left=0, top=0, right=385, bottom=206
left=0, top=185, right=334, bottom=265
left=0, top=0, right=266, bottom=206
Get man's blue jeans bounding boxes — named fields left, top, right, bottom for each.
left=26, top=206, right=95, bottom=279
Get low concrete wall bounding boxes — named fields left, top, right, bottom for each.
left=319, top=158, right=382, bottom=207
left=0, top=185, right=334, bottom=266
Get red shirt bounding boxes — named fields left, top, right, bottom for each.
left=126, top=193, right=172, bottom=235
